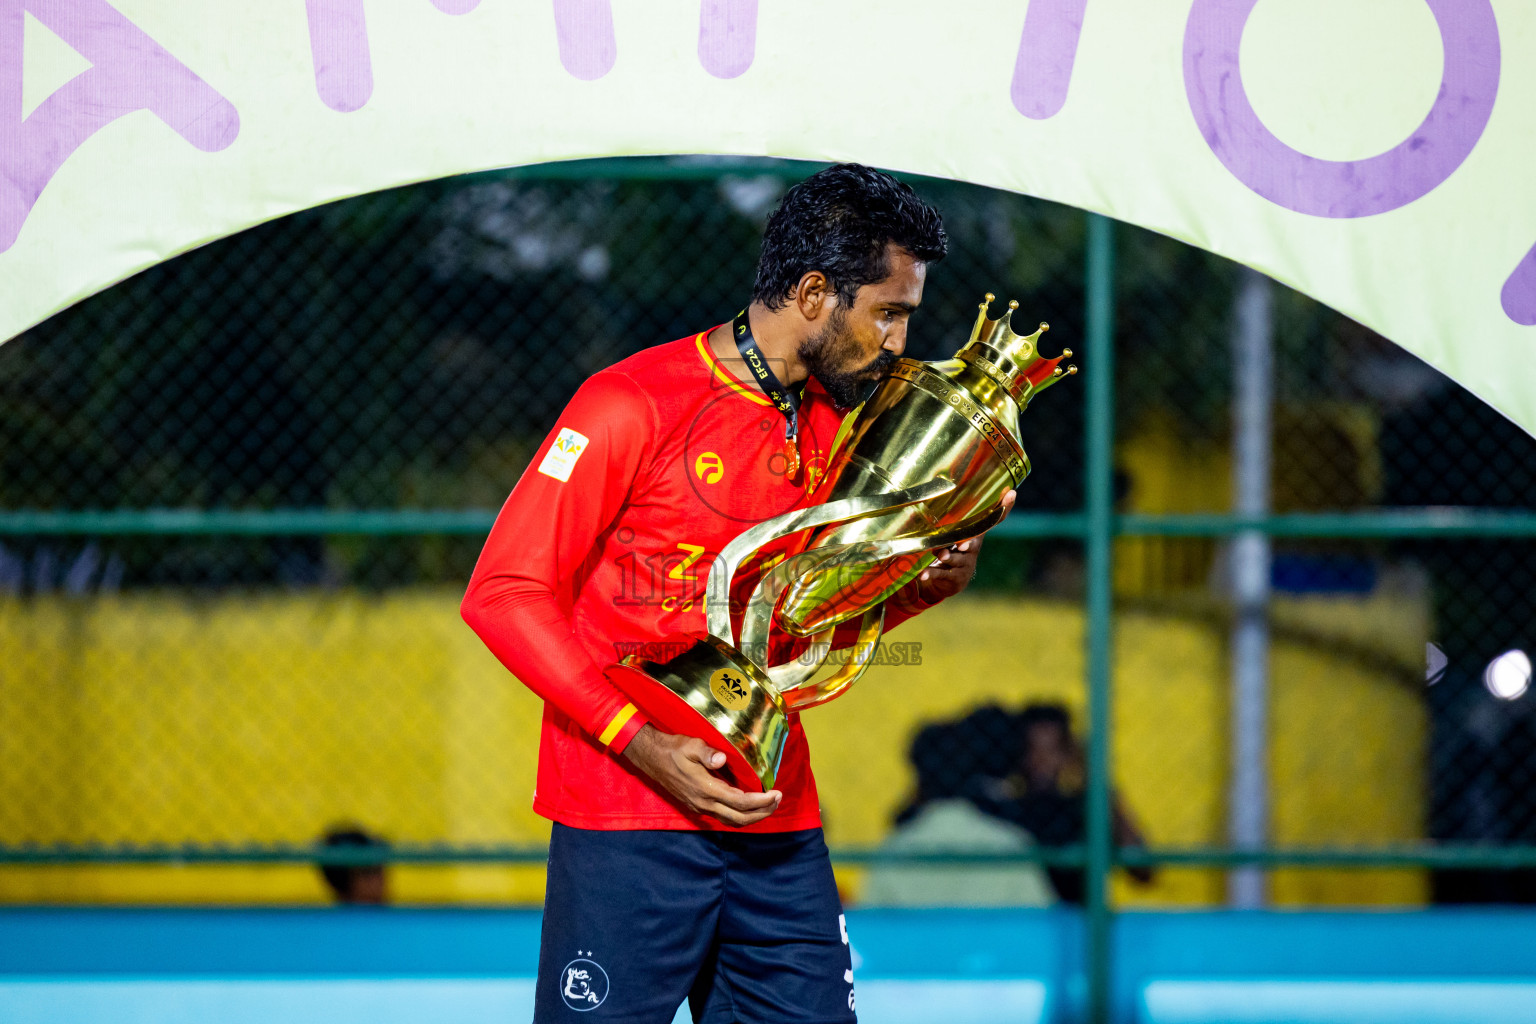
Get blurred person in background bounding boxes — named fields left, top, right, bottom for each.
left=862, top=717, right=1054, bottom=907
left=317, top=825, right=390, bottom=905
left=972, top=703, right=1153, bottom=904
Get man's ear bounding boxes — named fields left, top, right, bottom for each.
left=794, top=271, right=833, bottom=321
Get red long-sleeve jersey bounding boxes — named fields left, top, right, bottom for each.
left=462, top=329, right=937, bottom=831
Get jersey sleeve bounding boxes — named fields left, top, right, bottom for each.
left=461, top=370, right=656, bottom=753
left=881, top=576, right=941, bottom=632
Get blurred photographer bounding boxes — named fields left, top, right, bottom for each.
left=974, top=703, right=1153, bottom=903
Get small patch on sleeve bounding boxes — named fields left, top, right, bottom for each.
left=538, top=428, right=590, bottom=482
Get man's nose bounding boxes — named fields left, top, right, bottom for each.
left=883, top=324, right=907, bottom=356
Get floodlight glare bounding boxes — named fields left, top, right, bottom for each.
left=1483, top=649, right=1532, bottom=701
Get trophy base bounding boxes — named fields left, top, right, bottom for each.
left=607, top=633, right=789, bottom=793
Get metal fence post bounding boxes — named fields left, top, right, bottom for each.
left=1084, top=212, right=1117, bottom=1024
left=1228, top=267, right=1275, bottom=907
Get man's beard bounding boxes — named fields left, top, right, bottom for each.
left=798, top=307, right=897, bottom=410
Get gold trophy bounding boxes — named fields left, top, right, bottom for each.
left=607, top=295, right=1075, bottom=791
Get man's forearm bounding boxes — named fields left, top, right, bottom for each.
left=461, top=573, right=647, bottom=752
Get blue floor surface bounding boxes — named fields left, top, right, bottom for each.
left=3, top=907, right=1535, bottom=1023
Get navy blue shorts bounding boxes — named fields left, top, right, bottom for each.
left=535, top=824, right=856, bottom=1024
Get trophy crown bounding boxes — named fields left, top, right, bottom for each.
left=961, top=294, right=1077, bottom=406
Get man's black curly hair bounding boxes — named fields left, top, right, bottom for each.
left=752, top=163, right=947, bottom=311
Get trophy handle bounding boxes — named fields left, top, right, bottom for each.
left=740, top=499, right=1012, bottom=709
left=704, top=478, right=956, bottom=644
left=764, top=623, right=838, bottom=693
left=773, top=605, right=886, bottom=711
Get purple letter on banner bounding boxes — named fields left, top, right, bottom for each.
left=1503, top=245, right=1536, bottom=326
left=1011, top=0, right=1087, bottom=120
left=553, top=0, right=615, bottom=80
left=699, top=0, right=756, bottom=79
left=0, top=0, right=239, bottom=253
left=306, top=1, right=480, bottom=113
left=1183, top=0, right=1499, bottom=219
left=306, top=0, right=372, bottom=112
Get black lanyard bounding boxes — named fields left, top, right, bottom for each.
left=732, top=309, right=804, bottom=478
left=733, top=309, right=801, bottom=442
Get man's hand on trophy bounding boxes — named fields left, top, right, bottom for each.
left=623, top=724, right=783, bottom=826
left=917, top=489, right=1017, bottom=603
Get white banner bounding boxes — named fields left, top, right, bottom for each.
left=3, top=1, right=1533, bottom=432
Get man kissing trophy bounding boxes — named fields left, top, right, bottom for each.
left=609, top=293, right=1075, bottom=791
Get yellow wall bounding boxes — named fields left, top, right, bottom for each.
left=1113, top=405, right=1386, bottom=598
left=0, top=590, right=1424, bottom=905
left=1114, top=414, right=1229, bottom=595
left=0, top=591, right=550, bottom=904
left=810, top=596, right=1425, bottom=906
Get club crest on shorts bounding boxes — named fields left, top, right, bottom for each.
left=560, top=956, right=609, bottom=1011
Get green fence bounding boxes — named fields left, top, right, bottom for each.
left=4, top=158, right=1536, bottom=1019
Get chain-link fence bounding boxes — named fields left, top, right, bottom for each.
left=2, top=157, right=1534, bottom=909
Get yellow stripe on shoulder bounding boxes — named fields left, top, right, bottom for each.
left=695, top=332, right=772, bottom=407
